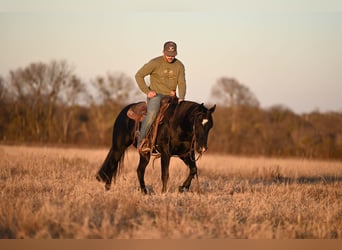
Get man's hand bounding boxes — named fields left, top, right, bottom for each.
left=147, top=91, right=157, bottom=98
left=178, top=98, right=184, bottom=103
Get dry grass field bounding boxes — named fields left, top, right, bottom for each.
left=1, top=145, right=342, bottom=239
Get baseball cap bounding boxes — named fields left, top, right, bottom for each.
left=163, top=41, right=177, bottom=57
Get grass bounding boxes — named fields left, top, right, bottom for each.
left=1, top=145, right=342, bottom=238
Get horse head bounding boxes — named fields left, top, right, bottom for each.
left=193, top=103, right=216, bottom=154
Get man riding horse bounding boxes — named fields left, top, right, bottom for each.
left=96, top=41, right=216, bottom=194
left=135, top=41, right=186, bottom=153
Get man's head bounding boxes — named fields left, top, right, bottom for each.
left=163, top=41, right=177, bottom=62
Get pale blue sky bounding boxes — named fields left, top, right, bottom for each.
left=1, top=0, right=342, bottom=113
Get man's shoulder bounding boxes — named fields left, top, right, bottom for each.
left=149, top=56, right=164, bottom=63
left=174, top=58, right=185, bottom=69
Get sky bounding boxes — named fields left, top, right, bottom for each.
left=1, top=0, right=342, bottom=114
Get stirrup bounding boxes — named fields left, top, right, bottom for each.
left=140, top=146, right=151, bottom=154
left=138, top=138, right=151, bottom=154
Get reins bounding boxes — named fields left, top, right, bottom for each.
left=189, top=127, right=203, bottom=162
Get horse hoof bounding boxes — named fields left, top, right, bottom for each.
left=95, top=174, right=102, bottom=182
left=178, top=186, right=189, bottom=193
left=141, top=188, right=148, bottom=195
left=105, top=183, right=111, bottom=191
left=141, top=185, right=154, bottom=195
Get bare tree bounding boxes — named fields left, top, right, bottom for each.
left=211, top=77, right=259, bottom=107
left=0, top=75, right=7, bottom=103
left=210, top=77, right=259, bottom=133
left=92, top=72, right=143, bottom=106
left=0, top=75, right=10, bottom=140
left=7, top=60, right=86, bottom=142
left=59, top=75, right=88, bottom=142
left=90, top=72, right=143, bottom=144
left=9, top=62, right=51, bottom=139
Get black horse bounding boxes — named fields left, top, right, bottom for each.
left=96, top=99, right=216, bottom=194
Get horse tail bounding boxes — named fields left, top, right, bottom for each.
left=96, top=103, right=134, bottom=190
left=96, top=145, right=127, bottom=189
left=116, top=148, right=126, bottom=177
left=96, top=146, right=112, bottom=181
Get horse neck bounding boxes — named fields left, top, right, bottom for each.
left=171, top=101, right=199, bottom=128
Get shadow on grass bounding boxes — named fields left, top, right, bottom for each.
left=270, top=175, right=342, bottom=185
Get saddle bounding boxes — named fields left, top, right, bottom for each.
left=127, top=102, right=147, bottom=122
left=127, top=96, right=178, bottom=151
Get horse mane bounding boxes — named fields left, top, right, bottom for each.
left=167, top=101, right=201, bottom=127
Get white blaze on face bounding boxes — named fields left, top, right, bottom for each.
left=202, top=119, right=208, bottom=126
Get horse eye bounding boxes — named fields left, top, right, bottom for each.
left=202, top=119, right=208, bottom=126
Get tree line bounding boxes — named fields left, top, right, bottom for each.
left=1, top=60, right=341, bottom=160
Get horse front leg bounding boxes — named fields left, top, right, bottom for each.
left=137, top=154, right=150, bottom=194
left=160, top=155, right=171, bottom=193
left=179, top=155, right=197, bottom=192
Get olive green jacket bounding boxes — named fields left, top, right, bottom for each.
left=135, top=56, right=186, bottom=99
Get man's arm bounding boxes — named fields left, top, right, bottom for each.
left=177, top=63, right=186, bottom=100
left=135, top=60, right=155, bottom=95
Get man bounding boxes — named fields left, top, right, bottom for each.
left=135, top=41, right=186, bottom=153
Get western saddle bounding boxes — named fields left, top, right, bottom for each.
left=126, top=96, right=178, bottom=154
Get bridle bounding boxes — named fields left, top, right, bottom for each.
left=189, top=124, right=203, bottom=162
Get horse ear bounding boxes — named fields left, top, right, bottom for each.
left=209, top=104, right=216, bottom=113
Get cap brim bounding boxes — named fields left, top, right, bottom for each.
left=164, top=51, right=177, bottom=57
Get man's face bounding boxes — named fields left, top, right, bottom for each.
left=163, top=53, right=176, bottom=63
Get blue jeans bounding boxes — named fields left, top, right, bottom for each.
left=137, top=94, right=165, bottom=147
